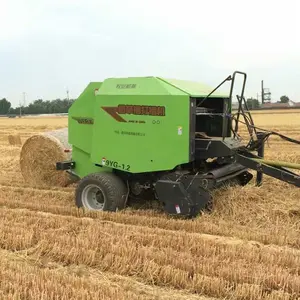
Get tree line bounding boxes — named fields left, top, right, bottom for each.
left=0, top=94, right=293, bottom=115
left=246, top=95, right=290, bottom=110
left=0, top=98, right=76, bottom=115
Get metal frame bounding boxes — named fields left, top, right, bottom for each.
left=195, top=70, right=249, bottom=142
left=194, top=70, right=300, bottom=189
left=236, top=153, right=300, bottom=188
left=223, top=71, right=247, bottom=140
left=56, top=160, right=75, bottom=170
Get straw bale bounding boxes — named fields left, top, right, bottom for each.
left=8, top=134, right=22, bottom=146
left=20, top=128, right=73, bottom=187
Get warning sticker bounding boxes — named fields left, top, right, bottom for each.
left=175, top=204, right=181, bottom=214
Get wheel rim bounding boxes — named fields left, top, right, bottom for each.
left=81, top=184, right=106, bottom=210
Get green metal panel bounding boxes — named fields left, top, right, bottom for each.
left=68, top=76, right=228, bottom=177
left=93, top=76, right=227, bottom=97
left=68, top=81, right=102, bottom=152
left=68, top=82, right=105, bottom=177
left=91, top=96, right=190, bottom=173
left=95, top=76, right=188, bottom=96
left=158, top=77, right=229, bottom=98
left=88, top=76, right=191, bottom=173
left=72, top=146, right=104, bottom=178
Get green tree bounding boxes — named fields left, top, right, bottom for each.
left=246, top=98, right=260, bottom=110
left=0, top=98, right=12, bottom=114
left=9, top=98, right=76, bottom=115
left=280, top=95, right=289, bottom=103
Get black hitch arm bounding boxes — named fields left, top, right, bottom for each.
left=256, top=132, right=265, bottom=186
left=235, top=153, right=300, bottom=188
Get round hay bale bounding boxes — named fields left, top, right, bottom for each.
left=8, top=134, right=22, bottom=146
left=20, top=128, right=74, bottom=187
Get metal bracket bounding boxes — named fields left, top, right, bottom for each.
left=56, top=160, right=76, bottom=171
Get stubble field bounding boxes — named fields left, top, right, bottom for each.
left=0, top=110, right=300, bottom=300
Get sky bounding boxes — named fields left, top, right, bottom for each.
left=1, top=0, right=300, bottom=107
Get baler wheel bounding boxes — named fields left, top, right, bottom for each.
left=75, top=172, right=127, bottom=212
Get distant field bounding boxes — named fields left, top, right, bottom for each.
left=0, top=111, right=299, bottom=299
left=250, top=108, right=300, bottom=114
left=232, top=108, right=300, bottom=116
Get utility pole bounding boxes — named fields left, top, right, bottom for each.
left=261, top=81, right=264, bottom=104
left=261, top=80, right=271, bottom=104
left=66, top=87, right=69, bottom=101
left=19, top=92, right=26, bottom=117
left=23, top=92, right=26, bottom=107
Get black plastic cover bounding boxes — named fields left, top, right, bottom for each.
left=155, top=179, right=211, bottom=217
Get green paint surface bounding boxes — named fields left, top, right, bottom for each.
left=68, top=76, right=228, bottom=177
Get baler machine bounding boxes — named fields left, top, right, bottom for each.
left=56, top=71, right=300, bottom=218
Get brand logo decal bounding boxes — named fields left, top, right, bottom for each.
left=72, top=117, right=94, bottom=124
left=101, top=104, right=166, bottom=122
left=116, top=84, right=137, bottom=89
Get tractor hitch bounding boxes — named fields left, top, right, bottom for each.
left=236, top=153, right=300, bottom=188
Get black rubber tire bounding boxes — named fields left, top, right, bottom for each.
left=75, top=172, right=128, bottom=212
